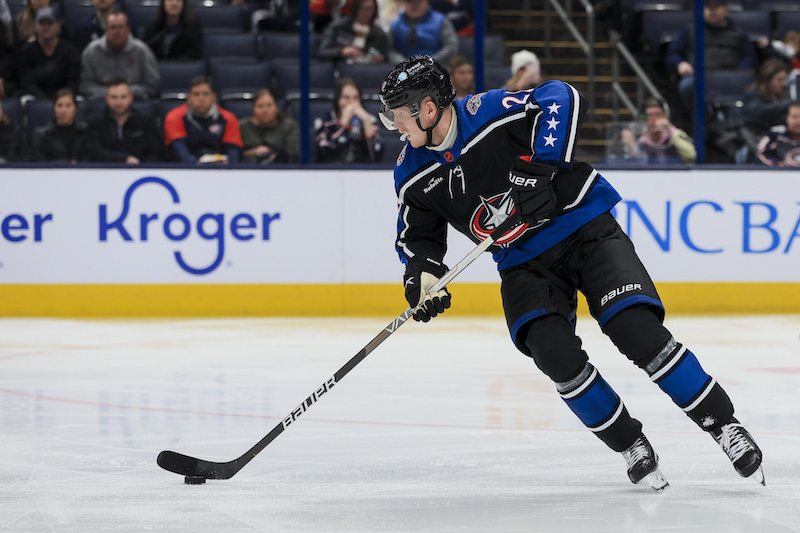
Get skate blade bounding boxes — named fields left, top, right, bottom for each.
left=643, top=469, right=670, bottom=492
left=749, top=465, right=766, bottom=486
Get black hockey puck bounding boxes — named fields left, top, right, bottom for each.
left=184, top=475, right=206, bottom=485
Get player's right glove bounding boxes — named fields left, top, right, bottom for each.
left=508, top=155, right=558, bottom=226
left=404, top=259, right=451, bottom=323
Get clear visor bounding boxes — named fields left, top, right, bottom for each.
left=378, top=106, right=417, bottom=131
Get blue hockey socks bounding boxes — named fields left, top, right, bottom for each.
left=646, top=338, right=733, bottom=430
left=557, top=363, right=642, bottom=452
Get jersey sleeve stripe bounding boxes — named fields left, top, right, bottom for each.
left=563, top=83, right=581, bottom=163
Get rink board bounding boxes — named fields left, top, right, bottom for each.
left=1, top=168, right=799, bottom=316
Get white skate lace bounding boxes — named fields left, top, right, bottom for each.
left=623, top=438, right=649, bottom=468
left=716, top=423, right=752, bottom=462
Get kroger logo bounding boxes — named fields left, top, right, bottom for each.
left=99, top=176, right=280, bottom=275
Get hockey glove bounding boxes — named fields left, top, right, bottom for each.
left=404, top=261, right=451, bottom=323
left=508, top=156, right=558, bottom=226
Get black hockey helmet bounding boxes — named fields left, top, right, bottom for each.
left=378, top=54, right=456, bottom=132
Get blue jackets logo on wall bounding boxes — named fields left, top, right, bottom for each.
left=99, top=177, right=281, bottom=275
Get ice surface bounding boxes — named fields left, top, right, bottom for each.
left=1, top=315, right=798, bottom=532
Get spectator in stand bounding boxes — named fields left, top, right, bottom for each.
left=239, top=89, right=299, bottom=164
left=430, top=0, right=473, bottom=37
left=389, top=0, right=457, bottom=65
left=757, top=31, right=800, bottom=71
left=164, top=76, right=242, bottom=164
left=755, top=100, right=800, bottom=167
left=620, top=98, right=696, bottom=164
left=30, top=88, right=90, bottom=162
left=250, top=0, right=299, bottom=33
left=0, top=14, right=17, bottom=98
left=0, top=99, right=24, bottom=162
left=14, top=0, right=50, bottom=46
left=1, top=0, right=13, bottom=46
left=740, top=58, right=792, bottom=146
left=448, top=55, right=473, bottom=99
left=314, top=76, right=382, bottom=163
left=666, top=0, right=756, bottom=114
left=18, top=7, right=80, bottom=99
left=86, top=79, right=163, bottom=163
left=503, top=49, right=541, bottom=91
left=310, top=0, right=352, bottom=34
left=143, top=0, right=203, bottom=61
left=317, top=0, right=389, bottom=64
left=80, top=11, right=160, bottom=100
left=71, top=0, right=115, bottom=52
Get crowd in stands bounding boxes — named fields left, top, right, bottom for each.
left=0, top=0, right=497, bottom=164
left=623, top=0, right=800, bottom=165
left=3, top=0, right=794, bottom=167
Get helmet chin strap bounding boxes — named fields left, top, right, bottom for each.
left=416, top=106, right=446, bottom=146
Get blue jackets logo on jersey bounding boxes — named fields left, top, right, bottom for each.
left=469, top=190, right=532, bottom=246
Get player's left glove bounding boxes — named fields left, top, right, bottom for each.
left=404, top=259, right=451, bottom=322
left=508, top=156, right=558, bottom=226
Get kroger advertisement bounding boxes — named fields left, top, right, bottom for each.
left=0, top=168, right=798, bottom=284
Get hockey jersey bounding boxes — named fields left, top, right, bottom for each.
left=393, top=80, right=622, bottom=273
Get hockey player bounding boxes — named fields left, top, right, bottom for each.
left=378, top=54, right=764, bottom=491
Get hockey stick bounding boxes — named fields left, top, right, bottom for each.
left=157, top=217, right=519, bottom=481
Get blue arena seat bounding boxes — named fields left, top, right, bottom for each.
left=158, top=61, right=207, bottom=98
left=271, top=59, right=335, bottom=100
left=218, top=98, right=255, bottom=120
left=457, top=34, right=505, bottom=65
left=158, top=98, right=185, bottom=125
left=336, top=63, right=393, bottom=96
left=704, top=69, right=755, bottom=105
left=1, top=98, right=24, bottom=127
left=260, top=31, right=320, bottom=61
left=209, top=60, right=271, bottom=99
left=728, top=11, right=772, bottom=41
left=640, top=10, right=692, bottom=49
left=125, top=4, right=158, bottom=37
left=482, top=64, right=511, bottom=91
left=204, top=32, right=260, bottom=61
left=193, top=5, right=245, bottom=31
left=774, top=11, right=800, bottom=40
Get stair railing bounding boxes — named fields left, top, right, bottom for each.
left=543, top=0, right=595, bottom=114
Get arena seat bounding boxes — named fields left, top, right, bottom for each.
left=209, top=60, right=271, bottom=99
left=158, top=61, right=207, bottom=98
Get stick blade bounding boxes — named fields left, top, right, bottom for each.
left=158, top=450, right=240, bottom=480
left=158, top=450, right=200, bottom=476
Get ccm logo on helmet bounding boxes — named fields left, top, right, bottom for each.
left=509, top=172, right=538, bottom=188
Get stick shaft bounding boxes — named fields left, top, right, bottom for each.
left=158, top=221, right=510, bottom=479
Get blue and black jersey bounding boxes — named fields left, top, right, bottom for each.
left=393, top=81, right=621, bottom=273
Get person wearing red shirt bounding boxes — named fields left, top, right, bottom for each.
left=163, top=76, right=243, bottom=164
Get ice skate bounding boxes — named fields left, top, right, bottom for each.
left=711, top=418, right=765, bottom=486
left=621, top=435, right=669, bottom=492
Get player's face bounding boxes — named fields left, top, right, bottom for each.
left=786, top=105, right=800, bottom=136
left=382, top=105, right=426, bottom=147
left=106, top=84, right=133, bottom=116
